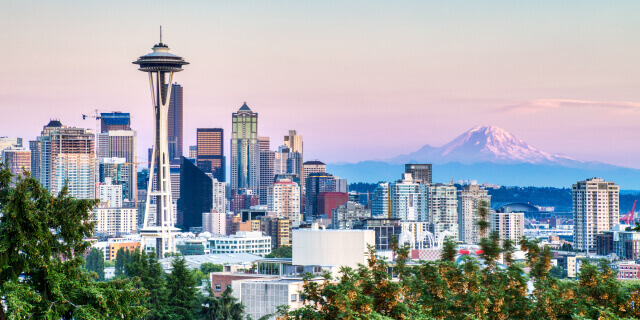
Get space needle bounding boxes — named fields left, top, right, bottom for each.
left=133, top=27, right=188, bottom=257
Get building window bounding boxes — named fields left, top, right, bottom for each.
left=291, top=294, right=297, bottom=302
left=215, top=284, right=221, bottom=291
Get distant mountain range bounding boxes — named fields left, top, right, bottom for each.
left=329, top=125, right=640, bottom=188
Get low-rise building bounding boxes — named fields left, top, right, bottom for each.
left=595, top=225, right=640, bottom=260
left=618, top=261, right=640, bottom=280
left=292, top=227, right=375, bottom=268
left=331, top=201, right=371, bottom=229
left=209, top=231, right=272, bottom=255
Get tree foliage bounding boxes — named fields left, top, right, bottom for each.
left=265, top=245, right=292, bottom=258
left=0, top=165, right=146, bottom=319
left=199, top=285, right=246, bottom=320
left=200, top=262, right=224, bottom=274
left=85, top=247, right=105, bottom=281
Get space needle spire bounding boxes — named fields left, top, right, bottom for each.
left=133, top=28, right=188, bottom=257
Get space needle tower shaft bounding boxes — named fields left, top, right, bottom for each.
left=133, top=27, right=189, bottom=257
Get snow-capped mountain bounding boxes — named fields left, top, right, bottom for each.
left=390, top=125, right=575, bottom=165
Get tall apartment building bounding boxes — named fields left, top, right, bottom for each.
left=573, top=177, right=620, bottom=252
left=230, top=102, right=260, bottom=193
left=196, top=128, right=225, bottom=182
left=30, top=120, right=66, bottom=184
left=405, top=164, right=432, bottom=184
left=268, top=179, right=301, bottom=227
left=302, top=160, right=325, bottom=192
left=207, top=175, right=226, bottom=214
left=38, top=122, right=95, bottom=199
left=91, top=203, right=138, bottom=237
left=458, top=185, right=491, bottom=244
left=372, top=182, right=390, bottom=218
left=389, top=174, right=422, bottom=221
left=2, top=146, right=30, bottom=182
left=166, top=83, right=184, bottom=160
left=425, top=183, right=458, bottom=241
left=490, top=211, right=524, bottom=243
left=96, top=178, right=123, bottom=208
left=96, top=128, right=137, bottom=201
left=98, top=157, right=132, bottom=203
left=203, top=211, right=227, bottom=235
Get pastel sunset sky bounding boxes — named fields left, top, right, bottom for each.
left=2, top=1, right=640, bottom=167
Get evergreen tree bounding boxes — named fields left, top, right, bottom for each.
left=115, top=247, right=132, bottom=278
left=166, top=256, right=199, bottom=320
left=199, top=262, right=223, bottom=274
left=126, top=250, right=171, bottom=319
left=85, top=247, right=105, bottom=281
left=200, top=285, right=246, bottom=320
left=0, top=165, right=146, bottom=319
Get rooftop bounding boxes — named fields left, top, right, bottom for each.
left=159, top=253, right=266, bottom=271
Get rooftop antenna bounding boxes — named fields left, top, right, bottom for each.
left=160, top=25, right=162, bottom=43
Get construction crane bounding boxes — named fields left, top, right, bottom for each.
left=620, top=200, right=637, bottom=224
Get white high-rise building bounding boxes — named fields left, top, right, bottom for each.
left=51, top=154, right=95, bottom=200
left=268, top=179, right=301, bottom=227
left=573, top=177, right=620, bottom=252
left=458, top=185, right=491, bottom=244
left=208, top=175, right=227, bottom=214
left=389, top=174, right=422, bottom=221
left=97, top=178, right=123, bottom=208
left=202, top=211, right=226, bottom=235
left=490, top=211, right=524, bottom=243
left=91, top=204, right=138, bottom=237
left=425, top=183, right=458, bottom=241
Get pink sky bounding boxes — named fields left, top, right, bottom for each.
left=2, top=1, right=640, bottom=167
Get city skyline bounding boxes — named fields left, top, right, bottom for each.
left=3, top=1, right=640, bottom=168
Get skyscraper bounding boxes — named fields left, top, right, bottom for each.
left=259, top=149, right=275, bottom=205
left=258, top=136, right=270, bottom=151
left=38, top=122, right=95, bottom=199
left=196, top=128, right=225, bottom=182
left=302, top=160, right=326, bottom=192
left=133, top=31, right=188, bottom=256
left=230, top=102, right=259, bottom=193
left=573, top=177, right=620, bottom=252
left=178, top=157, right=212, bottom=229
left=458, top=185, right=491, bottom=244
left=425, top=183, right=458, bottom=241
left=304, top=172, right=337, bottom=221
left=405, top=164, right=432, bottom=184
left=166, top=83, right=183, bottom=160
left=97, top=113, right=137, bottom=201
left=30, top=120, right=65, bottom=183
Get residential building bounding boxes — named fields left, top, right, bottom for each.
left=230, top=102, right=260, bottom=193
left=372, top=183, right=390, bottom=218
left=98, top=157, right=132, bottom=202
left=389, top=173, right=423, bottom=221
left=38, top=122, right=95, bottom=199
left=91, top=203, right=138, bottom=237
left=283, top=130, right=303, bottom=180
left=209, top=231, right=271, bottom=255
left=267, top=179, right=301, bottom=227
left=2, top=146, right=30, bottom=182
left=425, top=183, right=458, bottom=241
left=458, top=185, right=491, bottom=244
left=490, top=211, right=525, bottom=242
left=230, top=189, right=260, bottom=213
left=208, top=175, right=226, bottom=214
left=405, top=163, right=432, bottom=184
left=96, top=178, right=123, bottom=208
left=203, top=211, right=227, bottom=235
left=596, top=225, right=640, bottom=260
left=30, top=120, right=65, bottom=183
left=353, top=218, right=401, bottom=251
left=573, top=177, right=620, bottom=251
left=332, top=202, right=371, bottom=229
left=196, top=128, right=225, bottom=182
left=618, top=262, right=640, bottom=280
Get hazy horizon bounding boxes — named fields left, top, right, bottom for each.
left=3, top=1, right=640, bottom=168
